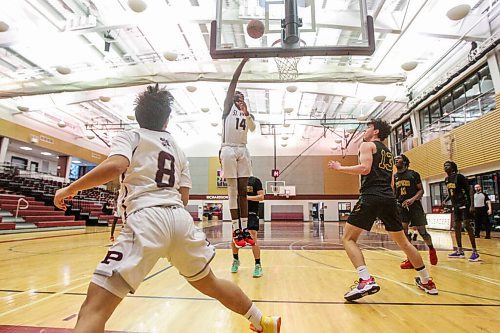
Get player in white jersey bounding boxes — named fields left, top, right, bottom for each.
left=220, top=58, right=258, bottom=258
left=53, top=84, right=280, bottom=333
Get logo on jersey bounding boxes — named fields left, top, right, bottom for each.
left=160, top=137, right=171, bottom=147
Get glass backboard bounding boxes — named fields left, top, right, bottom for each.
left=211, top=0, right=374, bottom=59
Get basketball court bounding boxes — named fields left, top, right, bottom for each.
left=1, top=0, right=499, bottom=332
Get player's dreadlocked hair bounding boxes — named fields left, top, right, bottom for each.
left=135, top=83, right=174, bottom=131
left=367, top=118, right=391, bottom=141
left=444, top=160, right=458, bottom=172
left=400, top=154, right=410, bottom=167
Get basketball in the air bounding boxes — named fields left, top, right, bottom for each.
left=247, top=19, right=265, bottom=39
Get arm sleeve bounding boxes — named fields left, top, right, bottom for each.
left=108, top=131, right=139, bottom=162
left=177, top=148, right=192, bottom=189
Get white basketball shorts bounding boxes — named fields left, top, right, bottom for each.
left=92, top=206, right=215, bottom=298
left=220, top=145, right=252, bottom=179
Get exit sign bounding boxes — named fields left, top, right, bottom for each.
left=272, top=169, right=280, bottom=177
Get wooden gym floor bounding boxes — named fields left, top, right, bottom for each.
left=0, top=221, right=498, bottom=332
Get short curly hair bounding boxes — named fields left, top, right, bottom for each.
left=134, top=84, right=173, bottom=131
left=444, top=160, right=458, bottom=172
left=397, top=154, right=410, bottom=167
left=367, top=119, right=391, bottom=141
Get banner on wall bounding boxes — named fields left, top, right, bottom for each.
left=216, top=169, right=227, bottom=188
left=426, top=213, right=452, bottom=230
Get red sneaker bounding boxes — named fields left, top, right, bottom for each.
left=242, top=229, right=256, bottom=246
left=400, top=259, right=414, bottom=269
left=416, top=277, right=438, bottom=295
left=429, top=248, right=438, bottom=265
left=232, top=229, right=246, bottom=248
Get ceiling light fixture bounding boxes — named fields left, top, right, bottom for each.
left=283, top=123, right=291, bottom=128
left=99, top=96, right=111, bottom=102
left=41, top=152, right=52, bottom=156
left=56, top=66, right=71, bottom=75
left=211, top=122, right=218, bottom=127
left=72, top=160, right=81, bottom=164
left=281, top=143, right=288, bottom=147
left=401, top=61, right=418, bottom=71
left=286, top=85, right=297, bottom=93
left=373, top=95, right=386, bottom=103
left=200, top=107, right=210, bottom=113
left=186, top=86, right=197, bottom=93
left=19, top=146, right=32, bottom=151
left=282, top=136, right=289, bottom=140
left=86, top=134, right=95, bottom=140
left=446, top=4, right=471, bottom=21
left=284, top=107, right=294, bottom=114
left=57, top=120, right=67, bottom=128
left=0, top=21, right=9, bottom=32
left=163, top=52, right=178, bottom=61
left=127, top=115, right=136, bottom=120
left=17, top=106, right=29, bottom=112
left=128, top=0, right=147, bottom=13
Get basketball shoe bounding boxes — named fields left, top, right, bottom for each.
left=253, top=264, right=263, bottom=278
left=242, top=229, right=256, bottom=246
left=468, top=252, right=480, bottom=262
left=250, top=316, right=281, bottom=333
left=400, top=258, right=414, bottom=269
left=429, top=248, right=438, bottom=265
left=415, top=277, right=438, bottom=295
left=344, top=276, right=380, bottom=301
left=448, top=250, right=465, bottom=258
left=231, top=259, right=240, bottom=273
left=232, top=229, right=246, bottom=248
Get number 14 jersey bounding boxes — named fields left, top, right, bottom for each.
left=222, top=104, right=249, bottom=145
left=109, top=128, right=191, bottom=215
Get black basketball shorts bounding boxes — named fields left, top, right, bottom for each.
left=347, top=196, right=403, bottom=232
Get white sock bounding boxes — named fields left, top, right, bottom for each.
left=416, top=266, right=430, bottom=284
left=241, top=217, right=248, bottom=229
left=232, top=219, right=239, bottom=231
left=244, top=303, right=262, bottom=330
left=356, top=265, right=370, bottom=280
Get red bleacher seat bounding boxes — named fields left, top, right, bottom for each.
left=0, top=223, right=16, bottom=230
left=34, top=221, right=86, bottom=228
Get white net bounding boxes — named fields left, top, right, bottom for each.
left=274, top=56, right=300, bottom=81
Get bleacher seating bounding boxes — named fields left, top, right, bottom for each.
left=0, top=172, right=117, bottom=231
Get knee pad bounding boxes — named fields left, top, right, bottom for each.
left=227, top=178, right=238, bottom=210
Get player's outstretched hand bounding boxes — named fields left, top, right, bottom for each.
left=54, top=187, right=77, bottom=210
left=328, top=160, right=341, bottom=170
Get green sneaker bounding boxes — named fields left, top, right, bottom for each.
left=231, top=259, right=240, bottom=273
left=253, top=264, right=263, bottom=278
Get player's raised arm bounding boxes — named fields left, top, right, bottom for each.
left=223, top=58, right=248, bottom=118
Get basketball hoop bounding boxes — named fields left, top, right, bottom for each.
left=271, top=185, right=280, bottom=196
left=272, top=39, right=306, bottom=81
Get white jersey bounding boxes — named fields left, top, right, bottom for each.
left=222, top=104, right=249, bottom=145
left=109, top=128, right=191, bottom=216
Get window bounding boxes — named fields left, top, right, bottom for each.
left=420, top=106, right=430, bottom=129
left=452, top=85, right=466, bottom=109
left=440, top=92, right=453, bottom=116
left=478, top=65, right=493, bottom=93
left=429, top=101, right=441, bottom=124
left=464, top=73, right=480, bottom=101
left=11, top=156, right=28, bottom=170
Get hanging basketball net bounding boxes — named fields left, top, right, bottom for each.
left=272, top=39, right=306, bottom=81
left=274, top=57, right=300, bottom=81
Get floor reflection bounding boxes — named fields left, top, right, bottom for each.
left=197, top=220, right=455, bottom=251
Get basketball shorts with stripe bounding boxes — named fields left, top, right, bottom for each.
left=92, top=206, right=215, bottom=298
